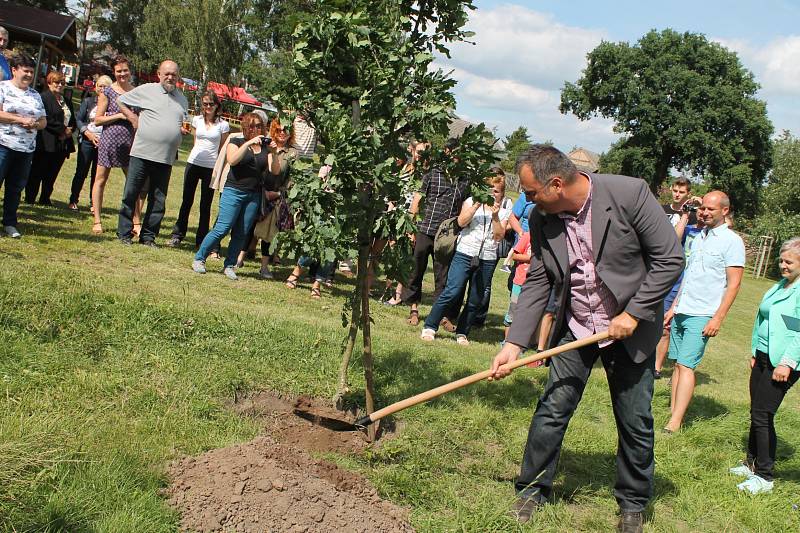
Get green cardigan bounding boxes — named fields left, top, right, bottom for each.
left=750, top=278, right=800, bottom=369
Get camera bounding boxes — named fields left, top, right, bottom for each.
left=682, top=203, right=697, bottom=213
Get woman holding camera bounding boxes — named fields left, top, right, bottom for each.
left=420, top=169, right=512, bottom=345
left=192, top=112, right=278, bottom=280
left=730, top=237, right=800, bottom=494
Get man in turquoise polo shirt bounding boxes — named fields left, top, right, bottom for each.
left=663, top=190, right=745, bottom=433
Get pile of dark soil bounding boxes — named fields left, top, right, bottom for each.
left=166, top=392, right=413, bottom=532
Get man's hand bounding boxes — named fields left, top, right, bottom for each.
left=608, top=312, right=639, bottom=340
left=85, top=131, right=99, bottom=147
left=773, top=365, right=792, bottom=382
left=663, top=309, right=674, bottom=329
left=702, top=316, right=723, bottom=337
left=750, top=357, right=756, bottom=369
left=180, top=125, right=191, bottom=135
left=488, top=342, right=522, bottom=381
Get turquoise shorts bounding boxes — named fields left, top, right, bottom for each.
left=668, top=314, right=712, bottom=369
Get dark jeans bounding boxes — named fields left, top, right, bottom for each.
left=0, top=145, right=34, bottom=227
left=402, top=232, right=456, bottom=318
left=69, top=139, right=98, bottom=205
left=170, top=163, right=214, bottom=247
left=472, top=258, right=498, bottom=327
left=747, top=350, right=799, bottom=481
left=118, top=156, right=172, bottom=242
left=424, top=252, right=496, bottom=336
left=26, top=150, right=68, bottom=204
left=298, top=256, right=336, bottom=282
left=516, top=329, right=655, bottom=512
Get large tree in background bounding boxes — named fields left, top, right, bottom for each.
left=273, top=0, right=496, bottom=423
left=561, top=29, right=773, bottom=216
left=500, top=126, right=531, bottom=173
left=94, top=0, right=148, bottom=66
left=138, top=0, right=249, bottom=85
left=15, top=0, right=67, bottom=12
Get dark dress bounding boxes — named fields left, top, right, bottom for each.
left=97, top=86, right=135, bottom=168
left=26, top=90, right=76, bottom=204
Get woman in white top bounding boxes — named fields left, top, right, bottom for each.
left=167, top=90, right=230, bottom=248
left=421, top=169, right=512, bottom=345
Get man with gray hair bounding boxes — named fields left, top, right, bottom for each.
left=115, top=60, right=188, bottom=246
left=0, top=27, right=11, bottom=81
left=489, top=144, right=684, bottom=532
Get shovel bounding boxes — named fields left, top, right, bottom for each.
left=350, top=330, right=610, bottom=429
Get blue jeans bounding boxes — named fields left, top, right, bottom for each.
left=195, top=186, right=261, bottom=268
left=424, top=251, right=497, bottom=336
left=0, top=145, right=34, bottom=227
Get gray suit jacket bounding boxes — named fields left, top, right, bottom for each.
left=506, top=173, right=684, bottom=363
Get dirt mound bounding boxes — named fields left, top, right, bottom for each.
left=167, top=393, right=413, bottom=532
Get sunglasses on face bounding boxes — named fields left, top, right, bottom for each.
left=201, top=102, right=216, bottom=107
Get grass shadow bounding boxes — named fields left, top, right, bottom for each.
left=683, top=394, right=730, bottom=428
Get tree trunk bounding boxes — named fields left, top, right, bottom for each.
left=334, top=287, right=360, bottom=409
left=358, top=239, right=377, bottom=441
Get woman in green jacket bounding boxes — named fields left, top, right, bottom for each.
left=731, top=237, right=800, bottom=494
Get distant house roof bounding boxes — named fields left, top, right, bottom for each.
left=447, top=116, right=474, bottom=139
left=568, top=147, right=600, bottom=173
left=0, top=1, right=77, bottom=52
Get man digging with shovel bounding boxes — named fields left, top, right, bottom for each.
left=489, top=145, right=684, bottom=533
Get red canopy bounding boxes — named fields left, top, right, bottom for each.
left=230, top=86, right=260, bottom=105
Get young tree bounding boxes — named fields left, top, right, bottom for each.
left=500, top=126, right=531, bottom=173
left=272, top=0, right=497, bottom=425
left=561, top=29, right=773, bottom=216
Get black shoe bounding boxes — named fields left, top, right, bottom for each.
left=618, top=511, right=643, bottom=533
left=38, top=199, right=53, bottom=207
left=654, top=370, right=662, bottom=379
left=119, top=237, right=133, bottom=246
left=141, top=240, right=158, bottom=248
left=508, top=496, right=543, bottom=524
left=166, top=236, right=181, bottom=247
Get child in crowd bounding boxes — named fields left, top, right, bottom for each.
left=502, top=230, right=547, bottom=367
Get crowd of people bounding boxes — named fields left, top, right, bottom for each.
left=1, top=35, right=799, bottom=533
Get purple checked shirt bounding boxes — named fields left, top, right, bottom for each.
left=558, top=175, right=618, bottom=347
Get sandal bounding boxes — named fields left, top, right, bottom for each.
left=407, top=309, right=419, bottom=326
left=420, top=328, right=435, bottom=341
left=440, top=317, right=457, bottom=333
left=285, top=274, right=299, bottom=289
left=91, top=222, right=103, bottom=235
left=310, top=286, right=321, bottom=299
left=455, top=334, right=470, bottom=346
left=132, top=223, right=141, bottom=238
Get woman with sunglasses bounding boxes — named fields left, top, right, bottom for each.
left=192, top=112, right=273, bottom=280
left=25, top=71, right=76, bottom=206
left=166, top=91, right=229, bottom=248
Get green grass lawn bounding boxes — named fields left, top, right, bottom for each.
left=1, top=140, right=799, bottom=532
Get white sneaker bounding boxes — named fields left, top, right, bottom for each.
left=223, top=266, right=238, bottom=280
left=455, top=334, right=470, bottom=346
left=192, top=260, right=206, bottom=274
left=737, top=474, right=774, bottom=494
left=3, top=225, right=21, bottom=238
left=420, top=328, right=436, bottom=341
left=259, top=267, right=273, bottom=280
left=729, top=461, right=753, bottom=477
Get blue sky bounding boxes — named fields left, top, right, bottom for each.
left=440, top=1, right=800, bottom=154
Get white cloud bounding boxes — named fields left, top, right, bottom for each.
left=714, top=35, right=800, bottom=95
left=435, top=5, right=617, bottom=152
left=446, top=4, right=607, bottom=91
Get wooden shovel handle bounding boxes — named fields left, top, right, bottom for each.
left=357, top=331, right=610, bottom=426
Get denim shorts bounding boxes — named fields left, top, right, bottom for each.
left=668, top=314, right=712, bottom=369
left=504, top=284, right=523, bottom=326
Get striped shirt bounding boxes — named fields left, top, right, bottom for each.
left=558, top=174, right=618, bottom=347
left=417, top=168, right=468, bottom=236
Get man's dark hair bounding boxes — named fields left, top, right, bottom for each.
left=9, top=53, right=35, bottom=70
left=671, top=176, right=691, bottom=191
left=515, top=144, right=578, bottom=185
